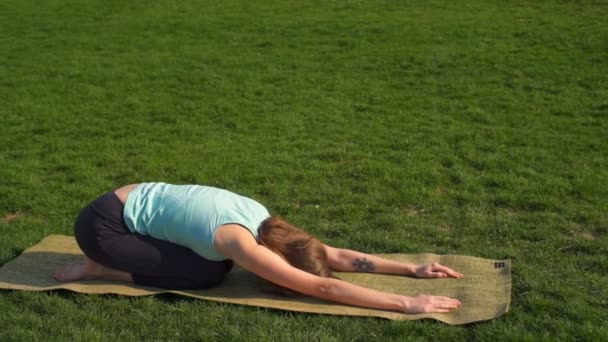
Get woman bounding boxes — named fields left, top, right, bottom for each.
left=55, top=182, right=463, bottom=314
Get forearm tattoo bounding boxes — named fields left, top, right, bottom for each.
left=352, top=258, right=376, bottom=272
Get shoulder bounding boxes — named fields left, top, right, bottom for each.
left=214, top=224, right=258, bottom=254
left=213, top=224, right=328, bottom=297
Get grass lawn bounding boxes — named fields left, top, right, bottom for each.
left=1, top=0, right=607, bottom=340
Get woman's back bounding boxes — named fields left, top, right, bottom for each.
left=123, top=182, right=270, bottom=261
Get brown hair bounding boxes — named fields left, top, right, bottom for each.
left=258, top=216, right=333, bottom=295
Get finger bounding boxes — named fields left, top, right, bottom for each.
left=428, top=272, right=448, bottom=278
left=441, top=297, right=461, bottom=303
left=442, top=267, right=464, bottom=278
left=444, top=269, right=464, bottom=278
left=434, top=301, right=461, bottom=308
left=431, top=263, right=453, bottom=273
left=431, top=306, right=458, bottom=313
left=431, top=302, right=460, bottom=312
left=432, top=263, right=464, bottom=278
left=433, top=296, right=462, bottom=305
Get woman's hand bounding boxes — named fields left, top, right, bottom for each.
left=414, top=262, right=463, bottom=279
left=404, top=294, right=462, bottom=313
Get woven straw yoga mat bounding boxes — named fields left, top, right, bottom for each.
left=0, top=235, right=510, bottom=325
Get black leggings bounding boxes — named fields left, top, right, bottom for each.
left=74, top=191, right=233, bottom=290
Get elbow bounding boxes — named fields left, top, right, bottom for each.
left=315, top=277, right=337, bottom=299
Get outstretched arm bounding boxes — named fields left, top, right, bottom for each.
left=324, top=245, right=463, bottom=279
left=214, top=224, right=461, bottom=314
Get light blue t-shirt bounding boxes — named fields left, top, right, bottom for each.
left=123, top=182, right=270, bottom=261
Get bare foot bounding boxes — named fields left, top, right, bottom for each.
left=54, top=257, right=102, bottom=282
left=54, top=257, right=134, bottom=283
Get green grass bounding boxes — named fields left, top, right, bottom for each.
left=1, top=0, right=607, bottom=339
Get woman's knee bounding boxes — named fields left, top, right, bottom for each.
left=73, top=205, right=98, bottom=256
left=73, top=191, right=129, bottom=262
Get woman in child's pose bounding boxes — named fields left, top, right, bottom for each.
left=55, top=182, right=463, bottom=313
